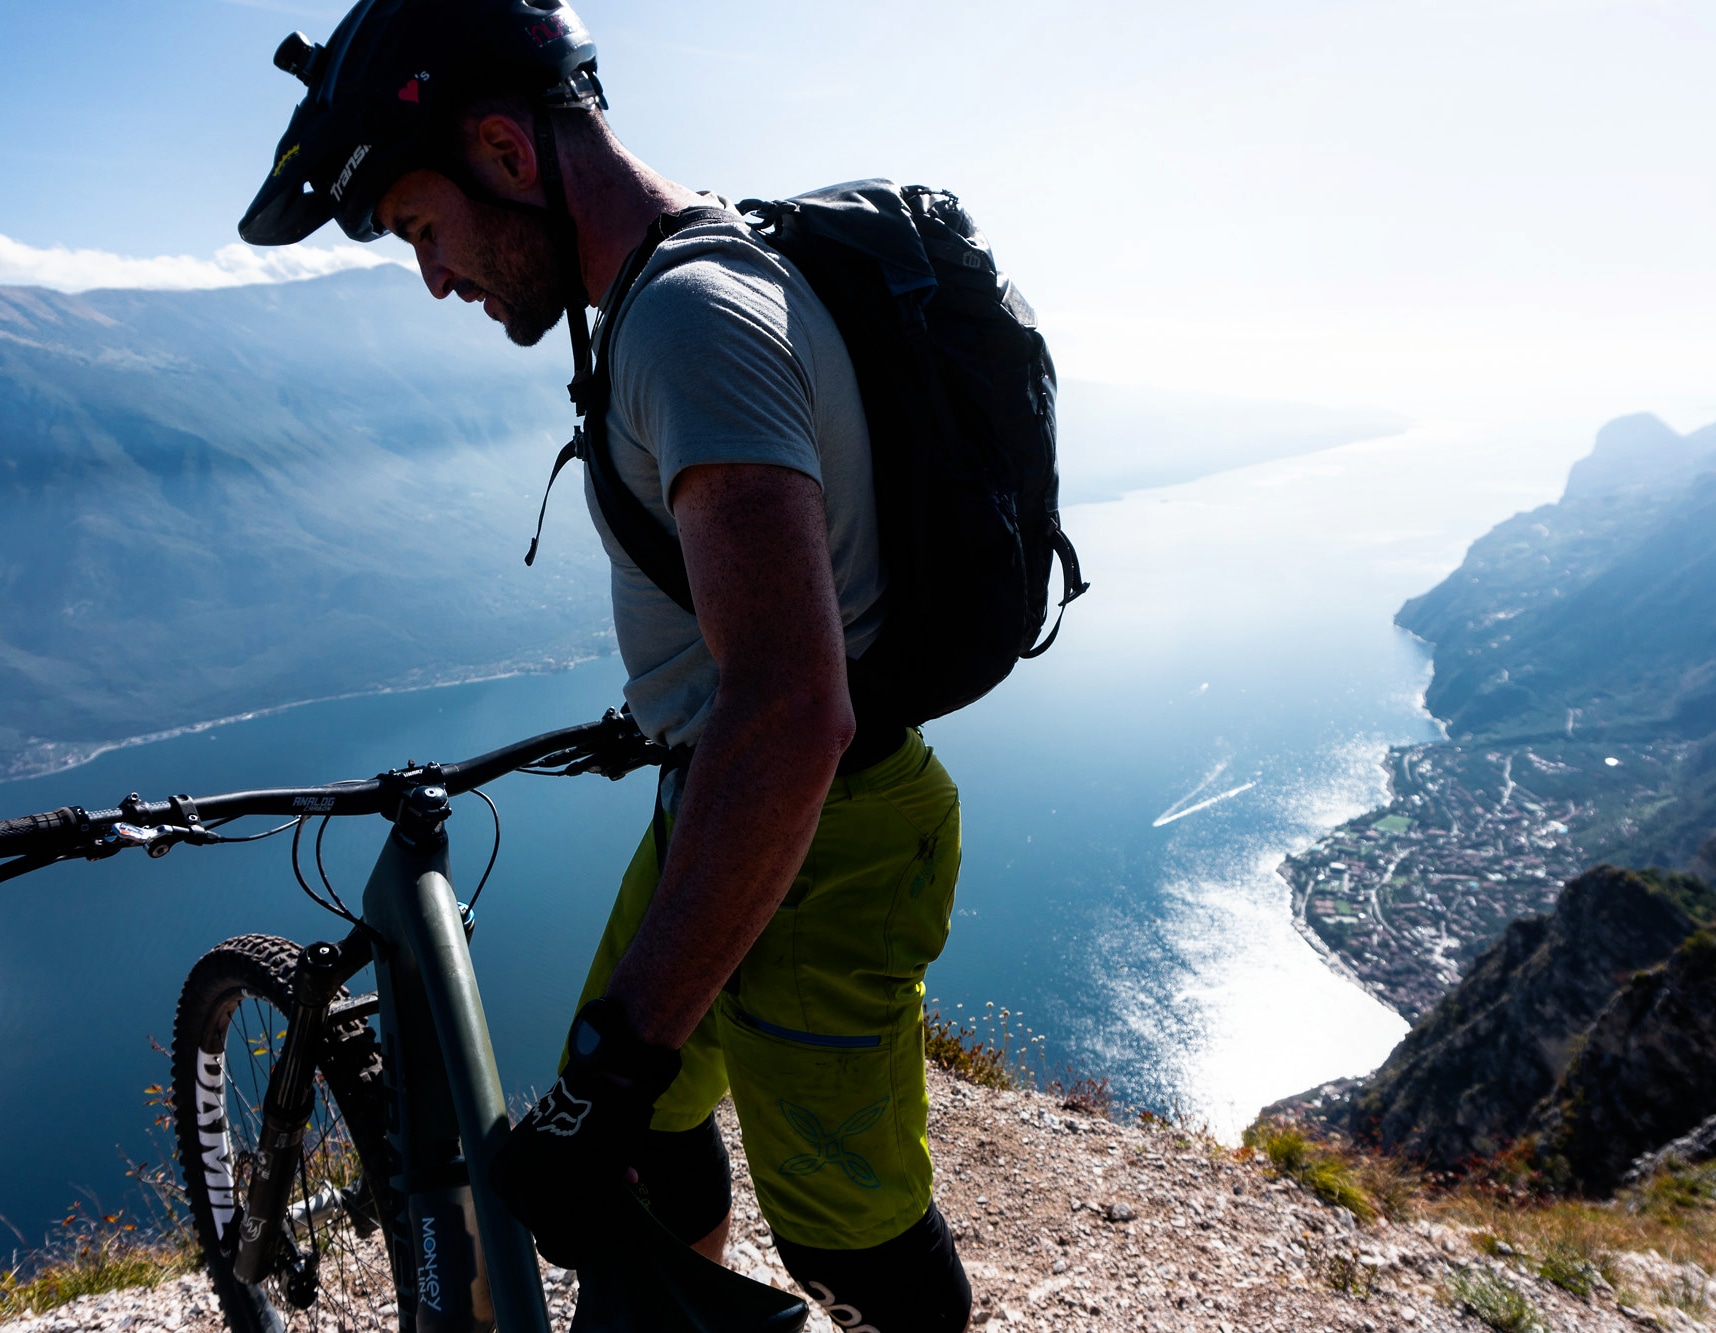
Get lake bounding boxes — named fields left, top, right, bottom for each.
left=0, top=417, right=1589, bottom=1245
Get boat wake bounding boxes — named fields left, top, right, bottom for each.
left=1152, top=759, right=1258, bottom=828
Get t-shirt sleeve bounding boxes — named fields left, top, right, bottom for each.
left=609, top=251, right=822, bottom=508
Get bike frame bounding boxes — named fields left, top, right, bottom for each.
left=234, top=783, right=545, bottom=1332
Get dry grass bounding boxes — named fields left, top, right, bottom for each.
left=1421, top=1160, right=1716, bottom=1302
left=1446, top=1268, right=1543, bottom=1332
left=923, top=1000, right=1041, bottom=1091
left=0, top=1079, right=198, bottom=1321
left=1245, top=1114, right=1716, bottom=1317
left=0, top=1203, right=194, bottom=1321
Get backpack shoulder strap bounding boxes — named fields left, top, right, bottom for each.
left=524, top=204, right=731, bottom=609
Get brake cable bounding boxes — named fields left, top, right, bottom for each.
left=463, top=787, right=502, bottom=912
left=291, top=817, right=359, bottom=926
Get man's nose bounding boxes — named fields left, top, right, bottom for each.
left=415, top=250, right=455, bottom=300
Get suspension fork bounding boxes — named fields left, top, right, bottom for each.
left=231, top=926, right=374, bottom=1285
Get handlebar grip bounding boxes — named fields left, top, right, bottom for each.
left=0, top=807, right=84, bottom=855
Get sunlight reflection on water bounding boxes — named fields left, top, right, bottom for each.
left=930, top=418, right=1593, bottom=1135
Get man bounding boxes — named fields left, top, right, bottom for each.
left=240, top=3, right=970, bottom=1329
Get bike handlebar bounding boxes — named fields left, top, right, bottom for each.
left=0, top=708, right=666, bottom=871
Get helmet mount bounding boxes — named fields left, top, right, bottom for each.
left=273, top=32, right=325, bottom=87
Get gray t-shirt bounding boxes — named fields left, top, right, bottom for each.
left=584, top=210, right=885, bottom=750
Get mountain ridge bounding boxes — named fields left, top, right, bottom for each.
left=0, top=267, right=614, bottom=778
left=1395, top=413, right=1716, bottom=747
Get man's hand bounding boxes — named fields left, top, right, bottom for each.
left=605, top=461, right=855, bottom=1048
left=489, top=998, right=680, bottom=1267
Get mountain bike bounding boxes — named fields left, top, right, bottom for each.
left=0, top=709, right=808, bottom=1333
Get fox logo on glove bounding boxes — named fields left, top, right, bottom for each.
left=532, top=1076, right=593, bottom=1137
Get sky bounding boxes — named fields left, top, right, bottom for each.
left=2, top=0, right=1714, bottom=424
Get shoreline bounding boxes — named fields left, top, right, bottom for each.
left=0, top=654, right=610, bottom=787
left=1277, top=733, right=1678, bottom=1022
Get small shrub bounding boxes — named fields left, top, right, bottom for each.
left=1456, top=1137, right=1560, bottom=1201
left=924, top=1004, right=1028, bottom=1090
left=1353, top=1150, right=1420, bottom=1222
left=1449, top=1268, right=1541, bottom=1332
left=1636, top=1161, right=1716, bottom=1219
left=1321, top=1251, right=1377, bottom=1298
left=1048, top=1069, right=1113, bottom=1118
left=1537, top=1243, right=1599, bottom=1298
left=1243, top=1121, right=1377, bottom=1223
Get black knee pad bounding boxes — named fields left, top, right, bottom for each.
left=772, top=1203, right=971, bottom=1333
left=633, top=1114, right=732, bottom=1246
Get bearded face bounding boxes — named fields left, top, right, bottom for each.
left=454, top=193, right=568, bottom=347
left=378, top=166, right=571, bottom=348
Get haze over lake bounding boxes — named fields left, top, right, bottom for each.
left=0, top=414, right=1602, bottom=1241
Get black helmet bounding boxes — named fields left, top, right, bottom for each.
left=238, top=0, right=603, bottom=246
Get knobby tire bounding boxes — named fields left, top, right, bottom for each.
left=171, top=934, right=409, bottom=1333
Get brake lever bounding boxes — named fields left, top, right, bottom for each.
left=553, top=739, right=669, bottom=781
left=100, top=821, right=221, bottom=859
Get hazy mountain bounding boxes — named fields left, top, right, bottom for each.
left=1394, top=412, right=1716, bottom=870
left=0, top=267, right=612, bottom=779
left=1397, top=413, right=1716, bottom=743
left=1054, top=381, right=1405, bottom=504
left=1563, top=411, right=1716, bottom=502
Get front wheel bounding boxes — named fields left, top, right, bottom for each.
left=171, top=934, right=407, bottom=1332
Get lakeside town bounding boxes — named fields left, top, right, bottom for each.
left=1278, top=737, right=1687, bottom=1019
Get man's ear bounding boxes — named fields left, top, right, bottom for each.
left=467, top=112, right=544, bottom=203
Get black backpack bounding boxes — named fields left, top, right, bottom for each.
left=530, top=180, right=1088, bottom=728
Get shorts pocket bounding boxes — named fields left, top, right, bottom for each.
left=716, top=994, right=931, bottom=1250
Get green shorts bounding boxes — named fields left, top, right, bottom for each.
left=574, top=730, right=961, bottom=1250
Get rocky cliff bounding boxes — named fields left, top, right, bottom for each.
left=1346, top=866, right=1715, bottom=1171
left=1532, top=928, right=1716, bottom=1194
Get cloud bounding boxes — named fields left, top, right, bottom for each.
left=0, top=233, right=410, bottom=294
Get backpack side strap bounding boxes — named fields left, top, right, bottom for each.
left=1020, top=519, right=1090, bottom=660
left=524, top=203, right=731, bottom=603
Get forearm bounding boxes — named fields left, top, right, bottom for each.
left=603, top=460, right=853, bottom=1049
left=605, top=674, right=851, bottom=1047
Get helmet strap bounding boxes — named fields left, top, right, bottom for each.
left=531, top=110, right=596, bottom=414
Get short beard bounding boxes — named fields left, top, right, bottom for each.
left=463, top=196, right=569, bottom=348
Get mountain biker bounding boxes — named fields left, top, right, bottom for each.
left=239, top=3, right=971, bottom=1329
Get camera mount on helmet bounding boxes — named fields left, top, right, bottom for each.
left=273, top=32, right=325, bottom=86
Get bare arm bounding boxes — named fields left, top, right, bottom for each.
left=604, top=461, right=855, bottom=1048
